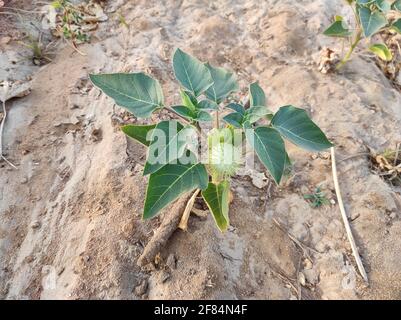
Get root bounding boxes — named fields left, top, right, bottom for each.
left=137, top=192, right=193, bottom=267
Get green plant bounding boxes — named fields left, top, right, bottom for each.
left=51, top=0, right=90, bottom=49
left=324, top=0, right=401, bottom=69
left=89, top=49, right=333, bottom=232
left=303, top=187, right=330, bottom=208
left=19, top=33, right=55, bottom=66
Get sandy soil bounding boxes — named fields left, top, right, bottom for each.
left=1, top=0, right=401, bottom=300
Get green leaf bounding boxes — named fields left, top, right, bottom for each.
left=392, top=0, right=401, bottom=11
left=195, top=111, right=213, bottom=122
left=121, top=124, right=156, bottom=146
left=245, top=126, right=286, bottom=184
left=197, top=100, right=219, bottom=110
left=369, top=43, right=393, bottom=61
left=375, top=0, right=391, bottom=12
left=180, top=89, right=197, bottom=111
left=323, top=17, right=352, bottom=37
left=356, top=0, right=375, bottom=5
left=271, top=105, right=333, bottom=152
left=245, top=106, right=272, bottom=124
left=391, top=18, right=401, bottom=33
left=249, top=82, right=266, bottom=107
left=226, top=103, right=245, bottom=115
left=205, top=63, right=239, bottom=103
left=223, top=112, right=244, bottom=128
left=172, top=105, right=195, bottom=119
left=172, top=106, right=213, bottom=122
left=202, top=181, right=230, bottom=232
left=173, top=48, right=213, bottom=97
left=89, top=73, right=164, bottom=118
left=144, top=121, right=194, bottom=175
left=143, top=162, right=209, bottom=219
left=358, top=6, right=387, bottom=37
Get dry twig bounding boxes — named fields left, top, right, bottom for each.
left=331, top=147, right=369, bottom=284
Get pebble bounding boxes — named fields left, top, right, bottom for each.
left=298, top=272, right=306, bottom=286
left=303, top=258, right=313, bottom=270
left=31, top=221, right=41, bottom=229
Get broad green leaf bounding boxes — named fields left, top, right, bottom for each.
left=249, top=82, right=266, bottom=107
left=356, top=0, right=375, bottom=5
left=226, top=103, right=245, bottom=115
left=392, top=0, right=401, bottom=11
left=197, top=100, right=219, bottom=110
left=144, top=120, right=194, bottom=175
left=143, top=162, right=209, bottom=219
left=271, top=105, right=333, bottom=151
left=172, top=105, right=195, bottom=119
left=323, top=17, right=352, bottom=37
left=195, top=111, right=213, bottom=121
left=391, top=18, right=401, bottom=33
left=180, top=89, right=197, bottom=111
left=245, top=106, right=272, bottom=124
left=376, top=0, right=391, bottom=12
left=121, top=124, right=156, bottom=146
left=245, top=126, right=286, bottom=184
left=358, top=6, right=387, bottom=37
left=202, top=181, right=230, bottom=232
left=205, top=63, right=239, bottom=103
left=89, top=73, right=164, bottom=118
left=172, top=106, right=213, bottom=122
left=223, top=112, right=244, bottom=128
left=173, top=48, right=213, bottom=97
left=369, top=43, right=393, bottom=61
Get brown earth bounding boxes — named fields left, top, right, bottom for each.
left=0, top=0, right=400, bottom=300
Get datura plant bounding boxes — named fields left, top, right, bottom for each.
left=89, top=49, right=332, bottom=232
left=324, top=0, right=401, bottom=69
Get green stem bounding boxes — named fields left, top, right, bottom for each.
left=336, top=29, right=362, bottom=70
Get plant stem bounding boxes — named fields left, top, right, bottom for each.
left=336, top=29, right=362, bottom=70
left=214, top=110, right=219, bottom=129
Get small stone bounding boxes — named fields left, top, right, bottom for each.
left=134, top=280, right=148, bottom=296
left=298, top=272, right=306, bottom=286
left=311, top=154, right=318, bottom=160
left=330, top=199, right=336, bottom=205
left=303, top=258, right=313, bottom=270
left=21, top=177, right=28, bottom=184
left=31, top=221, right=41, bottom=229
